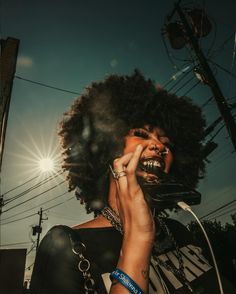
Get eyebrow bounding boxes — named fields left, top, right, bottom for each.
left=142, top=126, right=167, bottom=137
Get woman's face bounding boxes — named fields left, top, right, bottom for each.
left=123, top=125, right=174, bottom=182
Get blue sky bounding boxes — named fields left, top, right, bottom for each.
left=0, top=0, right=236, bottom=279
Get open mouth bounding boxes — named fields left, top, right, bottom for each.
left=139, top=157, right=165, bottom=176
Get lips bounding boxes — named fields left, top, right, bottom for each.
left=139, top=156, right=166, bottom=176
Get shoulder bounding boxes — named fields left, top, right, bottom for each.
left=72, top=215, right=112, bottom=230
left=40, top=225, right=80, bottom=252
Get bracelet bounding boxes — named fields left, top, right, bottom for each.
left=110, top=268, right=144, bottom=294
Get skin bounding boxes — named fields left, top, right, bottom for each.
left=74, top=125, right=174, bottom=293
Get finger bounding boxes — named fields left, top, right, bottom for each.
left=112, top=152, right=133, bottom=192
left=126, top=144, right=143, bottom=189
left=113, top=152, right=133, bottom=172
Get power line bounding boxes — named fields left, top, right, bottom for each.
left=206, top=149, right=233, bottom=175
left=182, top=80, right=201, bottom=96
left=25, top=262, right=35, bottom=271
left=162, top=65, right=192, bottom=88
left=44, top=195, right=74, bottom=211
left=1, top=211, right=37, bottom=225
left=208, top=59, right=236, bottom=79
left=207, top=207, right=236, bottom=221
left=15, top=75, right=81, bottom=95
left=2, top=171, right=62, bottom=197
left=2, top=180, right=65, bottom=214
left=173, top=75, right=196, bottom=94
left=0, top=241, right=31, bottom=247
left=4, top=171, right=63, bottom=205
left=210, top=124, right=225, bottom=141
left=200, top=199, right=236, bottom=220
left=201, top=96, right=214, bottom=109
left=1, top=195, right=74, bottom=225
left=167, top=68, right=193, bottom=92
left=1, top=191, right=69, bottom=221
left=209, top=32, right=235, bottom=59
left=27, top=243, right=36, bottom=256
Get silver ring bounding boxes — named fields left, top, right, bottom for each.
left=109, top=165, right=127, bottom=180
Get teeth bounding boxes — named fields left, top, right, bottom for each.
left=143, top=160, right=161, bottom=168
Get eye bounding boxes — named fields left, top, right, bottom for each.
left=159, top=136, right=170, bottom=145
left=160, top=138, right=174, bottom=150
left=132, top=129, right=149, bottom=139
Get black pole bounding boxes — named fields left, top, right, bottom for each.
left=175, top=3, right=236, bottom=151
left=36, top=208, right=43, bottom=250
left=0, top=38, right=20, bottom=172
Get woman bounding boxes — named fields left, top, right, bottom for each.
left=30, top=71, right=234, bottom=293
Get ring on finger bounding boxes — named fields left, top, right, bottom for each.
left=109, top=165, right=127, bottom=180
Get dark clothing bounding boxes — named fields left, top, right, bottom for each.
left=30, top=219, right=235, bottom=293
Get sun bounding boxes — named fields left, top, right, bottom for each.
left=38, top=157, right=55, bottom=173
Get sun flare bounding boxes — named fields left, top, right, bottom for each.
left=38, top=157, right=55, bottom=172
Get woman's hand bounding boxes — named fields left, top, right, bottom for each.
left=112, top=144, right=155, bottom=244
left=109, top=144, right=155, bottom=294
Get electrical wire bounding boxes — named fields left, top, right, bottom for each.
left=2, top=171, right=62, bottom=197
left=208, top=60, right=236, bottom=80
left=1, top=180, right=65, bottom=214
left=0, top=241, right=32, bottom=247
left=25, top=262, right=35, bottom=271
left=199, top=199, right=236, bottom=220
left=15, top=75, right=81, bottom=95
left=27, top=242, right=36, bottom=256
left=207, top=207, right=236, bottom=221
left=4, top=170, right=63, bottom=205
left=1, top=195, right=74, bottom=225
left=162, top=65, right=192, bottom=89
left=44, top=195, right=74, bottom=211
left=206, top=150, right=233, bottom=175
left=1, top=191, right=69, bottom=222
left=182, top=80, right=201, bottom=96
left=1, top=211, right=37, bottom=225
left=201, top=96, right=214, bottom=109
left=209, top=124, right=225, bottom=141
left=167, top=68, right=193, bottom=92
left=173, top=75, right=196, bottom=94
left=209, top=33, right=235, bottom=59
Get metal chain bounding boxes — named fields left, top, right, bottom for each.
left=101, top=207, right=195, bottom=293
left=101, top=206, right=123, bottom=234
left=154, top=218, right=194, bottom=293
left=69, top=235, right=97, bottom=293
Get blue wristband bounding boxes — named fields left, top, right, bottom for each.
left=110, top=268, right=145, bottom=294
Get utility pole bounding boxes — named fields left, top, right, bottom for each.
left=36, top=208, right=43, bottom=250
left=32, top=208, right=47, bottom=250
left=0, top=37, right=20, bottom=172
left=165, top=3, right=236, bottom=151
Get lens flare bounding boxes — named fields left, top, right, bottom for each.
left=38, top=157, right=55, bottom=172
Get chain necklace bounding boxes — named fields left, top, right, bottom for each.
left=101, top=206, right=123, bottom=234
left=101, top=206, right=196, bottom=293
left=154, top=218, right=195, bottom=293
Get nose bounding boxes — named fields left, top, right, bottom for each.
left=148, top=139, right=168, bottom=156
